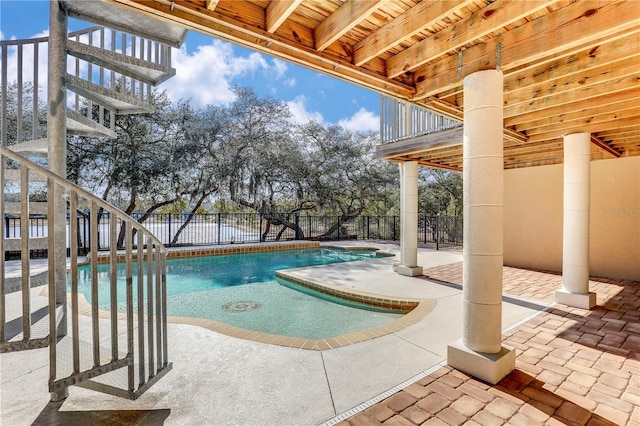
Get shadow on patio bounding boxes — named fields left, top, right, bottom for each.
left=32, top=400, right=171, bottom=426
left=339, top=266, right=639, bottom=425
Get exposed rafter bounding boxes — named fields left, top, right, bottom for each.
left=266, top=0, right=302, bottom=33
left=386, top=0, right=557, bottom=78
left=353, top=0, right=473, bottom=67
left=413, top=1, right=640, bottom=100
left=313, top=0, right=384, bottom=52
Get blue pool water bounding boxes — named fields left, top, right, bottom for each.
left=73, top=248, right=402, bottom=339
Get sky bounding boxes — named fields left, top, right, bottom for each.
left=0, top=0, right=380, bottom=132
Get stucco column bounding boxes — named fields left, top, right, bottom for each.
left=447, top=69, right=515, bottom=385
left=395, top=161, right=423, bottom=276
left=556, top=132, right=596, bottom=309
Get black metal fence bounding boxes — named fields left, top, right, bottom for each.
left=4, top=212, right=462, bottom=258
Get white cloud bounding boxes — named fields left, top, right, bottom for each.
left=272, top=58, right=288, bottom=79
left=338, top=107, right=379, bottom=133
left=161, top=40, right=272, bottom=106
left=160, top=40, right=301, bottom=106
left=286, top=95, right=324, bottom=125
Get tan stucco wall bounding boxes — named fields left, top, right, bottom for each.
left=504, top=156, right=639, bottom=281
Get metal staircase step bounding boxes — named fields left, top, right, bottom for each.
left=67, top=40, right=176, bottom=85
left=4, top=202, right=48, bottom=215
left=66, top=74, right=153, bottom=115
left=66, top=108, right=117, bottom=138
left=7, top=138, right=49, bottom=158
left=61, top=0, right=187, bottom=48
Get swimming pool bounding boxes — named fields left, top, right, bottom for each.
left=74, top=247, right=404, bottom=339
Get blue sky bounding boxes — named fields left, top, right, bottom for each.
left=0, top=0, right=380, bottom=131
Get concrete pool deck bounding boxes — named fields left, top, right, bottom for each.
left=0, top=242, right=600, bottom=425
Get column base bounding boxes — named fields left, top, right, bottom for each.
left=393, top=264, right=423, bottom=277
left=555, top=289, right=596, bottom=309
left=447, top=340, right=515, bottom=385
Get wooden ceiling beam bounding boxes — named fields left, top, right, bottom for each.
left=505, top=76, right=639, bottom=119
left=503, top=57, right=639, bottom=110
left=591, top=135, right=622, bottom=157
left=386, top=0, right=558, bottom=78
left=512, top=98, right=640, bottom=133
left=503, top=32, right=640, bottom=94
left=353, top=0, right=471, bottom=67
left=521, top=107, right=640, bottom=137
left=266, top=0, right=303, bottom=33
left=505, top=88, right=640, bottom=126
left=314, top=0, right=385, bottom=52
left=412, top=1, right=640, bottom=100
left=416, top=161, right=461, bottom=172
left=526, top=116, right=640, bottom=143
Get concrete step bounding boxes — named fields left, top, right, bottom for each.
left=67, top=39, right=176, bottom=85
left=66, top=108, right=117, bottom=138
left=61, top=0, right=187, bottom=48
left=66, top=74, right=153, bottom=115
left=4, top=201, right=48, bottom=215
left=6, top=138, right=48, bottom=158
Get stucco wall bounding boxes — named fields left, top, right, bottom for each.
left=504, top=156, right=639, bottom=281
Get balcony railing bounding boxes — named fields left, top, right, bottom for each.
left=380, top=96, right=462, bottom=144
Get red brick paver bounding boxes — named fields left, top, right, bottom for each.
left=342, top=265, right=640, bottom=426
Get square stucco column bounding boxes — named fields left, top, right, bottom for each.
left=447, top=69, right=515, bottom=385
left=556, top=132, right=596, bottom=309
left=395, top=161, right=423, bottom=277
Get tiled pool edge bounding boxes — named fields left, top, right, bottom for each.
left=93, top=240, right=321, bottom=264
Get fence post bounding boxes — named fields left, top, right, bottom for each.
left=337, top=216, right=341, bottom=240
left=167, top=213, right=172, bottom=246
left=393, top=216, right=397, bottom=240
left=423, top=216, right=427, bottom=244
left=436, top=215, right=440, bottom=251
left=217, top=212, right=222, bottom=244
left=295, top=213, right=300, bottom=240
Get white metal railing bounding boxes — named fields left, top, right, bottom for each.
left=380, top=95, right=462, bottom=144
left=1, top=145, right=171, bottom=399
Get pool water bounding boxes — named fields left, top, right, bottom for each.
left=73, top=248, right=403, bottom=339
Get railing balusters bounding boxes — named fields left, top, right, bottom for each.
left=125, top=222, right=134, bottom=393
left=155, top=246, right=162, bottom=371
left=70, top=191, right=80, bottom=374
left=20, top=166, right=30, bottom=340
left=16, top=44, right=23, bottom=144
left=110, top=213, right=118, bottom=360
left=146, top=242, right=154, bottom=377
left=161, top=253, right=168, bottom=367
left=90, top=200, right=100, bottom=367
left=137, top=230, right=145, bottom=386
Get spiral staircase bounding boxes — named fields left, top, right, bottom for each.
left=1, top=1, right=187, bottom=400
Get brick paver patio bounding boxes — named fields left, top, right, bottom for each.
left=340, top=263, right=640, bottom=426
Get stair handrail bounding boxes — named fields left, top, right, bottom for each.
left=1, top=145, right=166, bottom=250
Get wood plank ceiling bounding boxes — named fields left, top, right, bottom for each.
left=103, top=0, right=640, bottom=170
